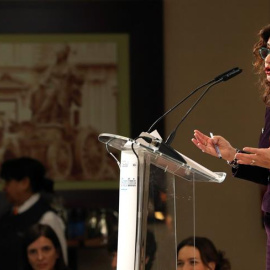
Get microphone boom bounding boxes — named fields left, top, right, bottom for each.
left=147, top=67, right=242, bottom=134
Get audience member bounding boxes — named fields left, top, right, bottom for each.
left=107, top=229, right=157, bottom=270
left=22, top=223, right=70, bottom=270
left=177, top=236, right=231, bottom=270
left=0, top=157, right=67, bottom=270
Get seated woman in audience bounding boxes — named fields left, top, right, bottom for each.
left=177, top=236, right=231, bottom=270
left=23, top=223, right=70, bottom=270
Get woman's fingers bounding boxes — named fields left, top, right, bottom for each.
left=236, top=147, right=270, bottom=169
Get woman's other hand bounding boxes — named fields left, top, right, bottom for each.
left=236, top=147, right=270, bottom=169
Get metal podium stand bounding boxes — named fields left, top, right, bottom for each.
left=98, top=133, right=226, bottom=270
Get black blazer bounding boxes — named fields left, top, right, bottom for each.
left=232, top=106, right=270, bottom=186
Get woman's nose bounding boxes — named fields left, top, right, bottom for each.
left=181, top=265, right=192, bottom=270
left=37, top=250, right=44, bottom=260
left=265, top=53, right=270, bottom=63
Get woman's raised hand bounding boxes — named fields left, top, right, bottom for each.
left=191, top=130, right=236, bottom=161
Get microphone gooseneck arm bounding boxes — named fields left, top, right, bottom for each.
left=146, top=79, right=215, bottom=133
left=165, top=79, right=223, bottom=145
left=146, top=67, right=242, bottom=134
left=164, top=67, right=242, bottom=145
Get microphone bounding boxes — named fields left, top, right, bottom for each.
left=214, top=67, right=242, bottom=82
left=147, top=67, right=242, bottom=133
left=165, top=67, right=242, bottom=145
left=139, top=67, right=242, bottom=163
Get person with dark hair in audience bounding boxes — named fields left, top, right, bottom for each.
left=22, top=223, right=70, bottom=270
left=177, top=236, right=231, bottom=270
left=0, top=157, right=67, bottom=270
left=107, top=229, right=157, bottom=270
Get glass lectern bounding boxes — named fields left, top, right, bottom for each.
left=98, top=133, right=226, bottom=270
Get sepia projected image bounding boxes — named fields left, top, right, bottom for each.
left=0, top=36, right=129, bottom=181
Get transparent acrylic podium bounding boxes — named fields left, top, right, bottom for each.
left=98, top=133, right=226, bottom=270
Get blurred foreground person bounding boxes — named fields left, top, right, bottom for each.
left=23, top=224, right=70, bottom=270
left=0, top=157, right=67, bottom=269
left=177, top=236, right=231, bottom=270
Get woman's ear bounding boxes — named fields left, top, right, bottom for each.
left=207, top=262, right=216, bottom=270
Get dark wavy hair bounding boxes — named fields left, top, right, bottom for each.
left=22, top=224, right=69, bottom=270
left=253, top=24, right=270, bottom=106
left=0, top=157, right=53, bottom=193
left=177, top=236, right=231, bottom=270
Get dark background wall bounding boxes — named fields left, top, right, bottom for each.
left=0, top=0, right=164, bottom=137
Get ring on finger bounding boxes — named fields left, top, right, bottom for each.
left=250, top=159, right=256, bottom=165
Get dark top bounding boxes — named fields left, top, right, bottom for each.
left=232, top=107, right=270, bottom=212
left=0, top=197, right=53, bottom=270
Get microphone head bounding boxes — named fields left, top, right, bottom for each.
left=214, top=67, right=242, bottom=82
left=222, top=67, right=242, bottom=81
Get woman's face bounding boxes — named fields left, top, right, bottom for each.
left=264, top=37, right=270, bottom=82
left=177, top=246, right=215, bottom=270
left=27, top=236, right=59, bottom=270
